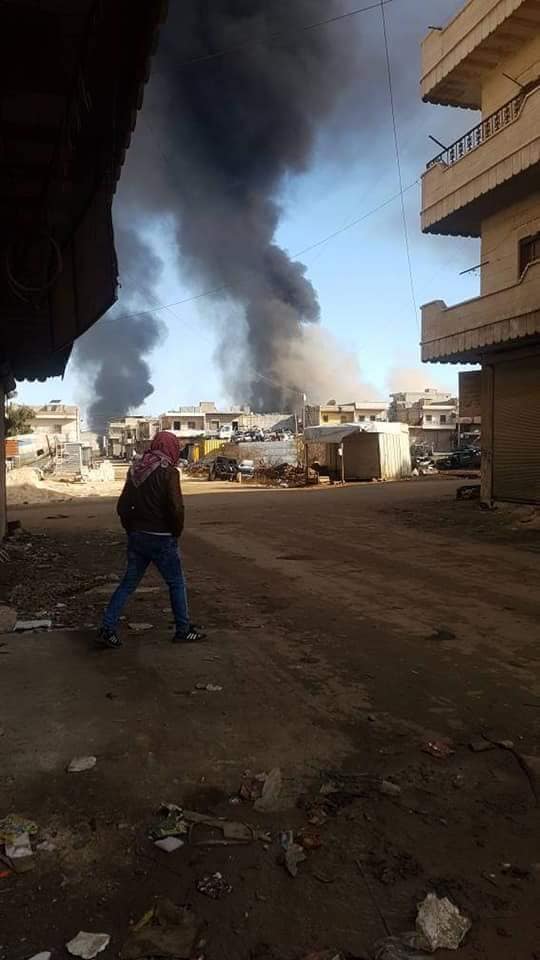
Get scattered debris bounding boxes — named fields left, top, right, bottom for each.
left=149, top=805, right=189, bottom=841
left=379, top=780, right=402, bottom=797
left=67, top=756, right=97, bottom=773
left=13, top=619, right=52, bottom=632
left=66, top=932, right=111, bottom=959
left=197, top=871, right=232, bottom=899
left=422, top=740, right=455, bottom=760
left=155, top=836, right=185, bottom=853
left=254, top=767, right=283, bottom=812
left=280, top=830, right=307, bottom=877
left=27, top=954, right=52, bottom=960
left=194, top=682, right=223, bottom=692
left=239, top=771, right=266, bottom=802
left=185, top=810, right=254, bottom=845
left=120, top=899, right=200, bottom=960
left=128, top=622, right=154, bottom=632
left=415, top=893, right=471, bottom=952
left=0, top=814, right=38, bottom=843
left=5, top=831, right=33, bottom=860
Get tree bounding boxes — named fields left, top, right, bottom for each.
left=5, top=404, right=35, bottom=437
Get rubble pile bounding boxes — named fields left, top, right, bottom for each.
left=254, top=462, right=316, bottom=487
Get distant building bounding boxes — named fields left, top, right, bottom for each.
left=389, top=390, right=457, bottom=452
left=26, top=403, right=80, bottom=444
left=306, top=400, right=388, bottom=427
left=107, top=416, right=159, bottom=458
left=160, top=403, right=293, bottom=437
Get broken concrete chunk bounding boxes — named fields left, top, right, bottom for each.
left=66, top=932, right=110, bottom=959
left=415, top=892, right=471, bottom=952
left=13, top=620, right=52, bottom=632
left=67, top=756, right=97, bottom=773
left=154, top=836, right=185, bottom=853
left=5, top=831, right=33, bottom=859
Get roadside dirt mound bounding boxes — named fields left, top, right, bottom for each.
left=6, top=466, right=123, bottom=505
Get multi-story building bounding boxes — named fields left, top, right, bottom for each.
left=420, top=0, right=540, bottom=502
left=13, top=403, right=80, bottom=445
left=389, top=390, right=458, bottom=452
left=160, top=403, right=294, bottom=436
left=306, top=400, right=388, bottom=426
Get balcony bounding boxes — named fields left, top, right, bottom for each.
left=421, top=259, right=540, bottom=362
left=421, top=83, right=540, bottom=236
left=421, top=0, right=540, bottom=108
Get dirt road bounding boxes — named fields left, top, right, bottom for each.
left=1, top=479, right=539, bottom=959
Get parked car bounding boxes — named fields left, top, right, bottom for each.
left=437, top=448, right=481, bottom=470
left=238, top=459, right=255, bottom=477
left=208, top=456, right=238, bottom=481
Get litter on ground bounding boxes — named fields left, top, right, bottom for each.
left=154, top=836, right=185, bottom=853
left=415, top=892, right=471, bottom=952
left=67, top=756, right=97, bottom=773
left=254, top=767, right=283, bottom=811
left=66, top=932, right=111, bottom=959
left=197, top=871, right=232, bottom=899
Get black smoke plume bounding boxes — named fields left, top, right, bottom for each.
left=75, top=0, right=467, bottom=419
left=73, top=225, right=163, bottom=433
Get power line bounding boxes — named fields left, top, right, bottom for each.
left=104, top=178, right=417, bottom=329
left=180, top=0, right=395, bottom=67
left=379, top=0, right=419, bottom=332
left=294, top=179, right=418, bottom=257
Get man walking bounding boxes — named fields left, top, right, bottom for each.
left=97, top=431, right=205, bottom=648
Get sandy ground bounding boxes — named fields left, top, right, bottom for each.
left=1, top=479, right=540, bottom=960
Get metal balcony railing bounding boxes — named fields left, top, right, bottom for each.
left=426, top=86, right=535, bottom=169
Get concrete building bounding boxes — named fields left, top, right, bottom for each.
left=420, top=0, right=540, bottom=502
left=107, top=416, right=159, bottom=459
left=389, top=390, right=458, bottom=452
left=160, top=404, right=293, bottom=437
left=306, top=400, right=388, bottom=426
left=26, top=403, right=80, bottom=444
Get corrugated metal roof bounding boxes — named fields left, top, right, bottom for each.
left=304, top=423, right=409, bottom=444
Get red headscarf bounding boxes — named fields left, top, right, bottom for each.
left=130, top=431, right=181, bottom=488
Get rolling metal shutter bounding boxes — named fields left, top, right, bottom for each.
left=493, top=356, right=540, bottom=503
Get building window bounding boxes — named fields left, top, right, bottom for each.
left=188, top=421, right=196, bottom=430
left=340, top=415, right=348, bottom=423
left=359, top=415, right=366, bottom=421
left=54, top=424, right=62, bottom=433
left=173, top=420, right=181, bottom=430
left=210, top=420, right=219, bottom=430
left=425, top=414, right=433, bottom=422
left=520, top=232, right=540, bottom=275
left=440, top=414, right=447, bottom=424
left=322, top=415, right=329, bottom=423
left=370, top=415, right=376, bottom=421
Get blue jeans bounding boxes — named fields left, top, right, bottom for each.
left=102, top=532, right=189, bottom=633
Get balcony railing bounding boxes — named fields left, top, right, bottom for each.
left=426, top=85, right=536, bottom=170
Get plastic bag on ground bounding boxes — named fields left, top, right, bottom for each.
left=415, top=893, right=471, bottom=952
left=254, top=768, right=282, bottom=811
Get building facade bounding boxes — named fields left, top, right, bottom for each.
left=389, top=390, right=458, bottom=452
left=420, top=0, right=540, bottom=502
left=27, top=404, right=80, bottom=444
left=306, top=400, right=388, bottom=426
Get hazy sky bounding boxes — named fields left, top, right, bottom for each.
left=19, top=0, right=480, bottom=423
